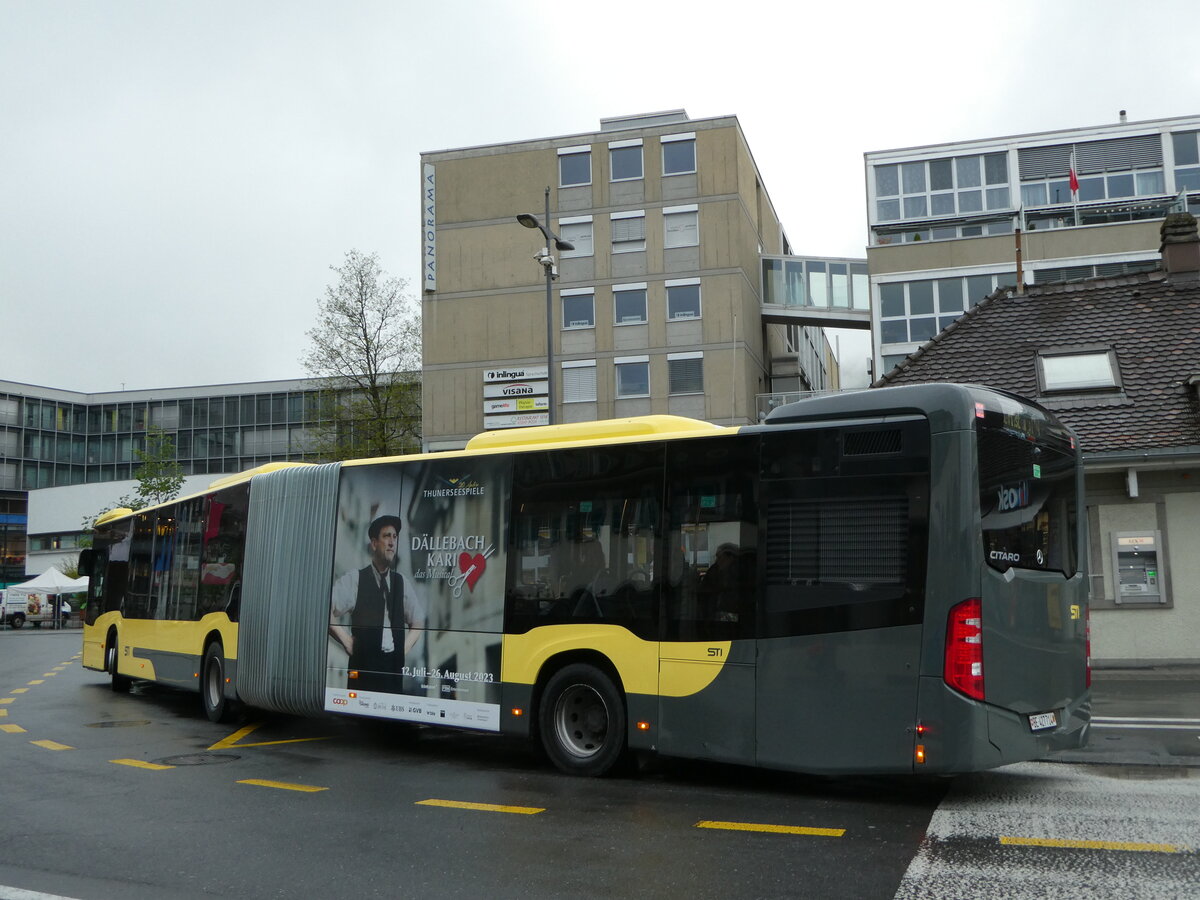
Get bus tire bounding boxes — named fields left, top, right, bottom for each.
left=202, top=643, right=232, bottom=723
left=107, top=636, right=130, bottom=693
left=538, top=663, right=627, bottom=777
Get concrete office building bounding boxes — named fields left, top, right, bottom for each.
left=865, top=113, right=1200, bottom=377
left=0, top=378, right=325, bottom=580
left=420, top=111, right=869, bottom=450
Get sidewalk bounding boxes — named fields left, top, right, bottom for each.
left=1047, top=667, right=1200, bottom=768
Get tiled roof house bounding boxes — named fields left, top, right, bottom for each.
left=877, top=213, right=1200, bottom=665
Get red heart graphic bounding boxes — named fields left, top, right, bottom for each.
left=458, top=552, right=486, bottom=591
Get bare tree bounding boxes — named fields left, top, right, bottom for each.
left=302, top=250, right=421, bottom=460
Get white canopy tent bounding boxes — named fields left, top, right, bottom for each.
left=8, top=566, right=88, bottom=594
left=4, top=567, right=88, bottom=626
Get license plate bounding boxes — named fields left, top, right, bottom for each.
left=1028, top=712, right=1058, bottom=731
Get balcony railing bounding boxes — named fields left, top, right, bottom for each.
left=756, top=388, right=868, bottom=421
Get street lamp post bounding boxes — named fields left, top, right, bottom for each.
left=517, top=186, right=573, bottom=426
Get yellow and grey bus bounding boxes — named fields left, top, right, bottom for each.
left=80, top=383, right=1089, bottom=776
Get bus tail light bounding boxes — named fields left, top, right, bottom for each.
left=915, top=744, right=926, bottom=765
left=1086, top=607, right=1092, bottom=688
left=945, top=598, right=984, bottom=700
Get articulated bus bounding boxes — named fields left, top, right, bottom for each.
left=80, top=383, right=1089, bottom=777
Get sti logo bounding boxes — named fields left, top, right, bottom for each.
left=997, top=481, right=1030, bottom=512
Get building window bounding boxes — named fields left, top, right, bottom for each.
left=878, top=273, right=1009, bottom=344
left=615, top=356, right=650, bottom=398
left=1038, top=349, right=1120, bottom=392
left=562, top=360, right=597, bottom=403
left=561, top=289, right=595, bottom=329
left=666, top=280, right=701, bottom=320
left=1172, top=131, right=1200, bottom=192
left=663, top=205, right=699, bottom=248
left=611, top=211, right=646, bottom=253
left=662, top=133, right=696, bottom=175
left=558, top=146, right=591, bottom=187
left=874, top=152, right=1010, bottom=224
left=667, top=353, right=703, bottom=394
left=613, top=283, right=648, bottom=325
left=609, top=139, right=643, bottom=181
left=558, top=217, right=593, bottom=258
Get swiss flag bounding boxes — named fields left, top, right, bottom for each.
left=1068, top=151, right=1079, bottom=194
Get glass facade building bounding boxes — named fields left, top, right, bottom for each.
left=0, top=378, right=329, bottom=586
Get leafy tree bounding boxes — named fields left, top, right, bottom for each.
left=301, top=249, right=421, bottom=460
left=81, top=426, right=186, bottom=531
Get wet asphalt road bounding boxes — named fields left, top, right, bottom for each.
left=2, top=631, right=1198, bottom=900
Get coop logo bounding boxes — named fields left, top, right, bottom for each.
left=331, top=697, right=349, bottom=706
left=990, top=550, right=1021, bottom=563
left=997, top=481, right=1030, bottom=512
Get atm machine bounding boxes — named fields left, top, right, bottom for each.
left=1111, top=531, right=1167, bottom=605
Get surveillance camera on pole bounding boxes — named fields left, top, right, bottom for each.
left=515, top=188, right=575, bottom=426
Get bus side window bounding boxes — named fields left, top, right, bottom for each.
left=197, top=485, right=249, bottom=620
left=663, top=437, right=758, bottom=642
left=506, top=445, right=662, bottom=640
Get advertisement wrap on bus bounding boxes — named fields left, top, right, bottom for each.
left=324, top=460, right=507, bottom=730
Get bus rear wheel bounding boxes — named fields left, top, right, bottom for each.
left=538, top=663, right=627, bottom=777
left=202, top=643, right=232, bottom=723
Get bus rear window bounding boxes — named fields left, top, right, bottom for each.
left=976, top=415, right=1077, bottom=577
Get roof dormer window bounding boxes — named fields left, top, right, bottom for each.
left=1037, top=347, right=1120, bottom=393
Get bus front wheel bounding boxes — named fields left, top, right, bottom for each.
left=538, top=664, right=627, bottom=777
left=107, top=637, right=130, bottom=693
left=202, top=643, right=232, bottom=723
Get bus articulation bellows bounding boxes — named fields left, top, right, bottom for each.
left=80, top=383, right=1089, bottom=776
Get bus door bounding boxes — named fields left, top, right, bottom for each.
left=657, top=438, right=758, bottom=766
left=755, top=419, right=930, bottom=774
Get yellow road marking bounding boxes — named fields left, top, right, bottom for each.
left=0, top=709, right=6, bottom=717
left=44, top=672, right=57, bottom=677
left=31, top=739, right=74, bottom=751
left=0, top=698, right=13, bottom=704
left=1000, top=836, right=1181, bottom=853
left=28, top=679, right=45, bottom=685
left=1, top=724, right=26, bottom=734
left=209, top=721, right=332, bottom=750
left=111, top=758, right=175, bottom=771
left=696, top=820, right=845, bottom=837
left=417, top=798, right=545, bottom=815
left=11, top=688, right=28, bottom=694
left=238, top=779, right=327, bottom=793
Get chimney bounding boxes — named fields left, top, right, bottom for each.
left=1161, top=212, right=1200, bottom=280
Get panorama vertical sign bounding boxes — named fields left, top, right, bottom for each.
left=422, top=163, right=436, bottom=292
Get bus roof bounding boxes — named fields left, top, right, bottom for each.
left=92, top=462, right=315, bottom=526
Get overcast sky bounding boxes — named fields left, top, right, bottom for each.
left=3, top=0, right=1197, bottom=393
